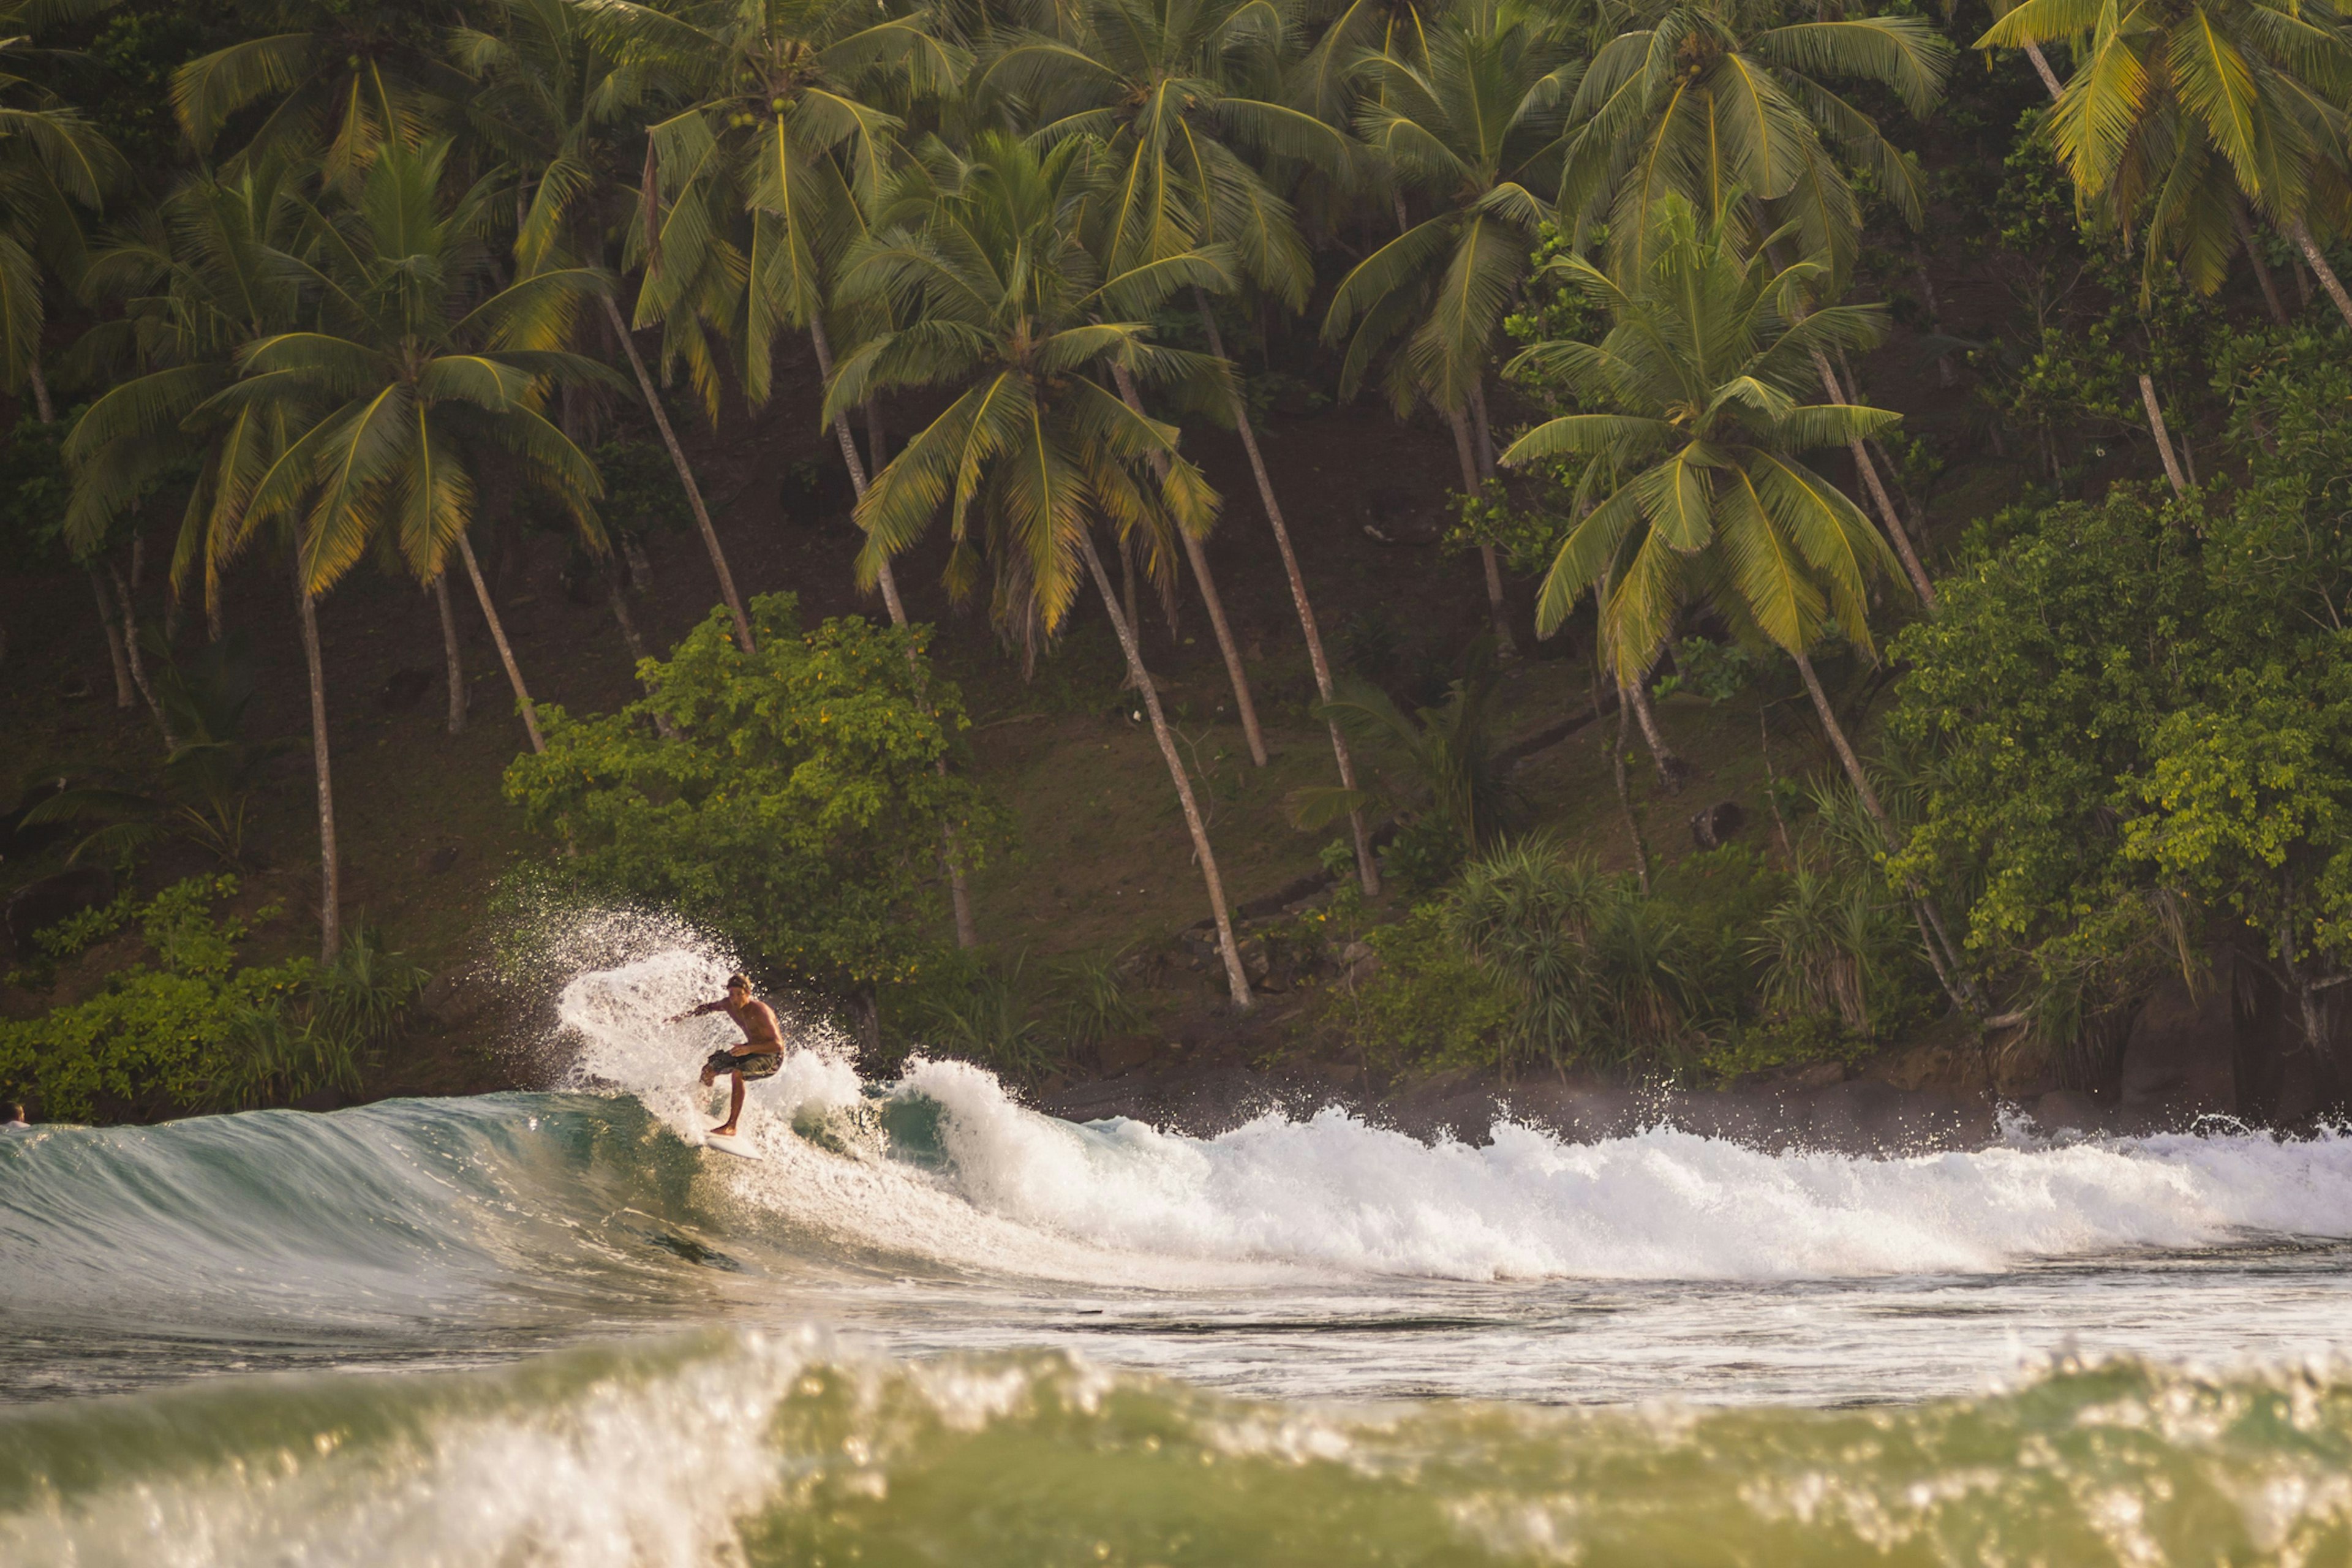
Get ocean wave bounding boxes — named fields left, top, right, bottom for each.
left=7, top=1331, right=2352, bottom=1567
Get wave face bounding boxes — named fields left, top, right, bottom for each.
left=7, top=1334, right=2352, bottom=1567
left=11, top=941, right=2352, bottom=1560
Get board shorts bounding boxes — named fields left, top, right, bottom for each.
left=706, top=1049, right=783, bottom=1081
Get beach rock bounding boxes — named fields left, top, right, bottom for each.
left=379, top=668, right=435, bottom=710
left=6, top=865, right=115, bottom=957
left=2032, top=1088, right=2108, bottom=1135
left=1689, top=800, right=1746, bottom=850
left=2117, top=971, right=2236, bottom=1127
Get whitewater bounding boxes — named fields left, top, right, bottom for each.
left=8, top=941, right=2352, bottom=1564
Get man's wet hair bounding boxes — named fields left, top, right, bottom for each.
left=6, top=1103, right=22, bottom=1121
left=725, top=973, right=751, bottom=992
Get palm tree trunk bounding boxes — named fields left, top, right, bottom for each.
left=598, top=294, right=753, bottom=655
left=1080, top=534, right=1253, bottom=1009
left=1590, top=621, right=1649, bottom=894
left=1105, top=359, right=1268, bottom=766
left=2011, top=41, right=2202, bottom=501
left=2232, top=205, right=2290, bottom=323
left=432, top=573, right=468, bottom=735
left=89, top=566, right=134, bottom=708
left=1792, top=648, right=1973, bottom=1009
left=2286, top=218, right=2352, bottom=331
left=296, top=573, right=340, bottom=964
left=2137, top=374, right=2189, bottom=496
left=1626, top=669, right=1687, bottom=793
left=813, top=349, right=978, bottom=949
left=454, top=535, right=545, bottom=753
left=108, top=560, right=173, bottom=748
left=2022, top=41, right=2065, bottom=99
left=1193, top=290, right=1378, bottom=894
left=1448, top=406, right=1516, bottom=654
left=24, top=356, right=54, bottom=422
left=1912, top=247, right=1960, bottom=388
left=1809, top=347, right=1937, bottom=609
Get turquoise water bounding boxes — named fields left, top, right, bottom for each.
left=6, top=948, right=2352, bottom=1564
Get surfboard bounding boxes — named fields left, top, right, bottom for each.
left=703, top=1133, right=762, bottom=1161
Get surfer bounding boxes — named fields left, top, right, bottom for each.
left=2, top=1102, right=26, bottom=1130
left=669, top=974, right=783, bottom=1138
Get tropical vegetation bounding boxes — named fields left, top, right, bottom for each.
left=6, top=0, right=2352, bottom=1120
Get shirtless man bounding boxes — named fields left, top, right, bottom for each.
left=668, top=973, right=783, bottom=1137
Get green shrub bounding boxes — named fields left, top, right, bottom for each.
left=505, top=594, right=1003, bottom=1005
left=1325, top=903, right=1514, bottom=1076
left=0, top=880, right=424, bottom=1121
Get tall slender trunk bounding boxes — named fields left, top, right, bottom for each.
left=108, top=560, right=173, bottom=748
left=1081, top=535, right=1253, bottom=1009
left=1792, top=648, right=1973, bottom=1009
left=598, top=293, right=753, bottom=654
left=89, top=566, right=134, bottom=707
left=2013, top=45, right=2199, bottom=501
left=1448, top=405, right=1516, bottom=654
left=2233, top=205, right=2290, bottom=323
left=1589, top=596, right=1649, bottom=893
left=1911, top=247, right=1959, bottom=388
left=2138, top=374, right=2188, bottom=496
left=1193, top=290, right=1377, bottom=895
left=817, top=347, right=978, bottom=949
left=24, top=356, right=54, bottom=422
left=296, top=573, right=340, bottom=964
left=1809, top=346, right=1937, bottom=609
left=2286, top=218, right=2352, bottom=331
left=455, top=535, right=545, bottom=753
left=1469, top=376, right=1498, bottom=479
left=2022, top=41, right=2064, bottom=98
left=1625, top=668, right=1687, bottom=793
left=1105, top=359, right=1268, bottom=766
left=433, top=573, right=468, bottom=735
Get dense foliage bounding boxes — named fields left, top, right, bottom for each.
left=1892, top=329, right=2352, bottom=1052
left=0, top=877, right=422, bottom=1120
left=503, top=593, right=997, bottom=1000
left=6, top=0, right=2352, bottom=1106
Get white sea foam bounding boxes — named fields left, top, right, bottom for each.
left=556, top=946, right=2352, bottom=1284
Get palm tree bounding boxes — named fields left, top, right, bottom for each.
left=1561, top=0, right=1950, bottom=288
left=224, top=135, right=618, bottom=759
left=1501, top=198, right=1901, bottom=816
left=1558, top=0, right=1951, bottom=600
left=1501, top=195, right=1973, bottom=1004
left=0, top=0, right=126, bottom=419
left=1977, top=0, right=2352, bottom=330
left=981, top=0, right=1352, bottom=772
left=454, top=0, right=756, bottom=653
left=829, top=132, right=1257, bottom=1008
left=981, top=0, right=1382, bottom=888
left=1321, top=0, right=1581, bottom=652
left=172, top=0, right=470, bottom=181
left=589, top=0, right=962, bottom=411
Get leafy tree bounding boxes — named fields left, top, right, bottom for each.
left=831, top=130, right=1261, bottom=1006
left=502, top=592, right=998, bottom=1008
left=1892, top=331, right=2352, bottom=1060
left=1292, top=636, right=1508, bottom=867
left=1321, top=0, right=1580, bottom=650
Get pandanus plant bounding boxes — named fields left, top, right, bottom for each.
left=827, top=132, right=1260, bottom=1008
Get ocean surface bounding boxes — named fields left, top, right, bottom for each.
left=7, top=946, right=2352, bottom=1564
